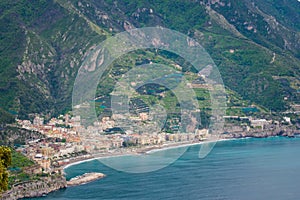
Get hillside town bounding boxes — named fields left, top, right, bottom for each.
left=13, top=110, right=298, bottom=175
left=15, top=113, right=208, bottom=173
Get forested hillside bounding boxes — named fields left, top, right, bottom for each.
left=1, top=0, right=300, bottom=120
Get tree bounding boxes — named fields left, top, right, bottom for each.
left=0, top=146, right=12, bottom=193
left=0, top=147, right=11, bottom=168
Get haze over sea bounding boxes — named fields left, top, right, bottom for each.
left=32, top=137, right=300, bottom=200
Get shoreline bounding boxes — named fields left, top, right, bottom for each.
left=9, top=134, right=298, bottom=199
left=63, top=152, right=136, bottom=170
left=62, top=133, right=300, bottom=172
left=62, top=137, right=235, bottom=171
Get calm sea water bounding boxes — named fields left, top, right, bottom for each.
left=32, top=137, right=300, bottom=200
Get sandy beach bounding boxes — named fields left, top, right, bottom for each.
left=62, top=136, right=232, bottom=171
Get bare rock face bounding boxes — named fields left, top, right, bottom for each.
left=1, top=175, right=67, bottom=200
left=222, top=126, right=300, bottom=139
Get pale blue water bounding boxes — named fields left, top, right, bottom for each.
left=32, top=137, right=300, bottom=200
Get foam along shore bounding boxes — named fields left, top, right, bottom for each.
left=63, top=137, right=224, bottom=171
left=144, top=138, right=231, bottom=154
left=63, top=128, right=300, bottom=171
left=67, top=172, right=106, bottom=187
left=63, top=152, right=137, bottom=170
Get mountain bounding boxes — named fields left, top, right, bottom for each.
left=1, top=0, right=300, bottom=120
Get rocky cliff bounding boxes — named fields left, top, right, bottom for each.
left=0, top=175, right=67, bottom=200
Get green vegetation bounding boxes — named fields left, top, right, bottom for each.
left=0, top=0, right=106, bottom=119
left=0, top=146, right=11, bottom=193
left=194, top=88, right=211, bottom=109
left=9, top=150, right=34, bottom=169
left=0, top=108, right=15, bottom=125
left=0, top=126, right=45, bottom=147
left=8, top=149, right=36, bottom=188
left=0, top=0, right=300, bottom=119
left=122, top=140, right=138, bottom=147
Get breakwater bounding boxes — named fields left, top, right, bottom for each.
left=67, top=172, right=106, bottom=186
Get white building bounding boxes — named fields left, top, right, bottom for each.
left=33, top=116, right=44, bottom=126
left=250, top=119, right=270, bottom=130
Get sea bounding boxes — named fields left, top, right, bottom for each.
left=30, top=137, right=300, bottom=200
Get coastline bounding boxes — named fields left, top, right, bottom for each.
left=62, top=137, right=233, bottom=171
left=62, top=129, right=300, bottom=172
left=63, top=152, right=139, bottom=170
left=5, top=134, right=298, bottom=199
left=147, top=137, right=246, bottom=153
left=59, top=134, right=300, bottom=190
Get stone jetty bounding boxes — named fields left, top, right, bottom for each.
left=67, top=172, right=106, bottom=187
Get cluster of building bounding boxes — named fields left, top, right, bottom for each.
left=14, top=109, right=295, bottom=174
left=223, top=115, right=292, bottom=132
left=16, top=113, right=209, bottom=172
